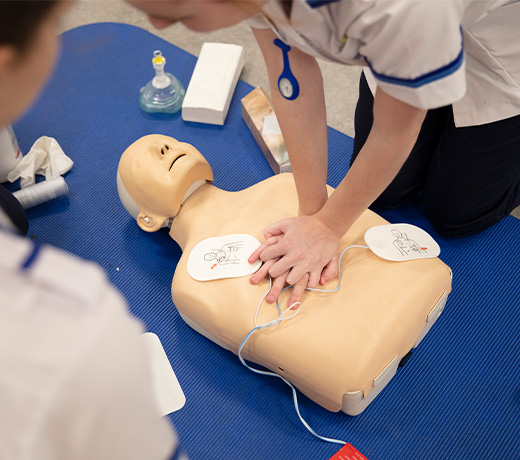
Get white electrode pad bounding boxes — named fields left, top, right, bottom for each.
left=187, top=234, right=262, bottom=281
left=364, top=223, right=440, bottom=262
left=142, top=332, right=186, bottom=416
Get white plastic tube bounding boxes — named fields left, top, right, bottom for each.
left=13, top=176, right=68, bottom=209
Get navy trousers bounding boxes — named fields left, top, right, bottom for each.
left=352, top=73, right=520, bottom=237
left=0, top=184, right=28, bottom=235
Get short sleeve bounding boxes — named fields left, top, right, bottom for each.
left=349, top=0, right=466, bottom=109
left=30, top=286, right=177, bottom=460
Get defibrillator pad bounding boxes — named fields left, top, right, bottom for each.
left=187, top=234, right=262, bottom=281
left=364, top=223, right=440, bottom=262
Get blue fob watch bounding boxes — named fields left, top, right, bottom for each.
left=274, top=38, right=300, bottom=101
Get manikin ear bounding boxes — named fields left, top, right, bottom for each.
left=137, top=211, right=167, bottom=232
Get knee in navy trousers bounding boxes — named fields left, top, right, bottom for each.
left=352, top=73, right=520, bottom=237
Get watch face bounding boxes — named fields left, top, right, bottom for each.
left=279, top=77, right=294, bottom=98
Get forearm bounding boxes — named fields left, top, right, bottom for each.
left=270, top=59, right=328, bottom=215
left=252, top=28, right=328, bottom=215
left=317, top=87, right=427, bottom=237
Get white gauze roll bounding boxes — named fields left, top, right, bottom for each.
left=13, top=176, right=68, bottom=209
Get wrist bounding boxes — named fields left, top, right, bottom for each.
left=297, top=190, right=328, bottom=216
left=314, top=208, right=348, bottom=240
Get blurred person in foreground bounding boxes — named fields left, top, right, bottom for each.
left=0, top=2, right=185, bottom=459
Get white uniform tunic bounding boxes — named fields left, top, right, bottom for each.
left=248, top=0, right=520, bottom=127
left=0, top=218, right=182, bottom=460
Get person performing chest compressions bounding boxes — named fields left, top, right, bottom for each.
left=126, top=0, right=520, bottom=309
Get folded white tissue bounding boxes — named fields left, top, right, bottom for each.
left=8, top=136, right=73, bottom=188
left=182, top=43, right=244, bottom=125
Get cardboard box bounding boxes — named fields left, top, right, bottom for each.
left=241, top=87, right=291, bottom=174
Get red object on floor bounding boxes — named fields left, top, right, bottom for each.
left=328, top=443, right=369, bottom=460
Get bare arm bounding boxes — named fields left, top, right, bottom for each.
left=257, top=86, right=426, bottom=281
left=249, top=27, right=332, bottom=304
left=316, top=86, right=427, bottom=237
left=249, top=28, right=426, bottom=306
left=252, top=27, right=329, bottom=216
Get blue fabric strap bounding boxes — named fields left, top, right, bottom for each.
left=306, top=0, right=341, bottom=8
left=21, top=243, right=41, bottom=272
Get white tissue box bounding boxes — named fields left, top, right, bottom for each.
left=182, top=43, right=244, bottom=125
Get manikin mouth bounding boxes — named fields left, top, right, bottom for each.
left=169, top=154, right=186, bottom=171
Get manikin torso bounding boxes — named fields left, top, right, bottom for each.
left=168, top=173, right=451, bottom=412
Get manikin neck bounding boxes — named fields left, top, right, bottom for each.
left=166, top=179, right=213, bottom=227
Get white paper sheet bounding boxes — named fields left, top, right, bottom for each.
left=142, top=333, right=186, bottom=416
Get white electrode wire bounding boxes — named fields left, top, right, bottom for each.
left=238, top=244, right=370, bottom=446
left=305, top=244, right=370, bottom=293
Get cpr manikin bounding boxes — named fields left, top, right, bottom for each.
left=117, top=135, right=452, bottom=415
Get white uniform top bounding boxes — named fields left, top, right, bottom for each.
left=0, top=217, right=182, bottom=460
left=248, top=0, right=520, bottom=127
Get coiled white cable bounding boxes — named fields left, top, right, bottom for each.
left=238, top=244, right=370, bottom=445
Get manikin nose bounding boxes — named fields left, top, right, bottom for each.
left=160, top=144, right=171, bottom=156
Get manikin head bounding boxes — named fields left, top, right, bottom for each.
left=117, top=134, right=213, bottom=232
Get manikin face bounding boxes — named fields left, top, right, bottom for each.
left=126, top=0, right=267, bottom=32
left=118, top=134, right=213, bottom=231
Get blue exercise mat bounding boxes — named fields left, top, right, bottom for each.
left=12, top=23, right=519, bottom=460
